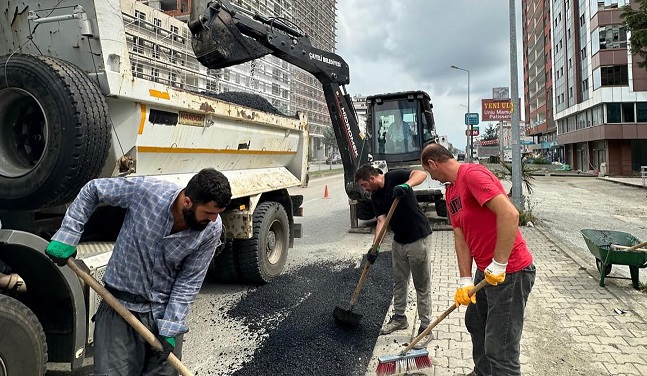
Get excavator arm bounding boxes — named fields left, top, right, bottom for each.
left=189, top=0, right=370, bottom=199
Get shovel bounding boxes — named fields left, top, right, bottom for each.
left=333, top=198, right=400, bottom=326
left=66, top=259, right=195, bottom=376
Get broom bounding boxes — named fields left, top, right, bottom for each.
left=376, top=279, right=488, bottom=376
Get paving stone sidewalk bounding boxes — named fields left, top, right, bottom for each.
left=366, top=227, right=647, bottom=376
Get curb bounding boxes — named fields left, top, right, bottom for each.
left=597, top=177, right=647, bottom=190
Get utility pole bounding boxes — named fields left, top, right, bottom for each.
left=509, top=0, right=523, bottom=209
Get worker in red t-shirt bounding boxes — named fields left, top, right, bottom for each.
left=421, top=143, right=535, bottom=376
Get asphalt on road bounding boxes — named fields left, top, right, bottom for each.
left=205, top=257, right=393, bottom=376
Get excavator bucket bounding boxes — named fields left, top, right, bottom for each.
left=190, top=3, right=272, bottom=70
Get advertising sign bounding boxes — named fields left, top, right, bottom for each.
left=481, top=99, right=513, bottom=121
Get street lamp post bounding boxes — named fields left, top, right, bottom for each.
left=451, top=65, right=471, bottom=162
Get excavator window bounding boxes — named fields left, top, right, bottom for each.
left=373, top=100, right=420, bottom=155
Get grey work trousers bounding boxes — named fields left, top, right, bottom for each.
left=93, top=300, right=183, bottom=376
left=466, top=264, right=536, bottom=376
left=391, top=236, right=432, bottom=327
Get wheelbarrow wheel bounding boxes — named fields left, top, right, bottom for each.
left=595, top=258, right=612, bottom=276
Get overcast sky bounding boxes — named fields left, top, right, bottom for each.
left=337, top=0, right=524, bottom=152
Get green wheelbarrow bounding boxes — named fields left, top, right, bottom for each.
left=580, top=229, right=647, bottom=290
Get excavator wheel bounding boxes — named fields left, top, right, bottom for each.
left=0, top=54, right=111, bottom=210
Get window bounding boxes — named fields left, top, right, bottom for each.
left=637, top=102, right=647, bottom=122
left=592, top=105, right=603, bottom=125
left=152, top=44, right=160, bottom=59
left=151, top=68, right=159, bottom=82
left=581, top=47, right=587, bottom=60
left=133, top=37, right=144, bottom=53
left=622, top=103, right=635, bottom=122
left=131, top=63, right=143, bottom=78
left=135, top=10, right=146, bottom=24
left=154, top=18, right=161, bottom=32
left=223, top=69, right=230, bottom=81
left=582, top=79, right=589, bottom=91
left=599, top=25, right=627, bottom=50
left=169, top=50, right=177, bottom=64
left=607, top=103, right=621, bottom=123
left=600, top=65, right=628, bottom=86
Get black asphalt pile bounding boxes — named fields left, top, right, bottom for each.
left=226, top=255, right=392, bottom=376
left=203, top=91, right=287, bottom=117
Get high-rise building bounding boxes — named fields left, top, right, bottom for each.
left=291, top=0, right=338, bottom=160
left=551, top=0, right=647, bottom=175
left=522, top=0, right=558, bottom=161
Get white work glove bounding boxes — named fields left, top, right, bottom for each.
left=484, top=259, right=507, bottom=285
left=454, top=277, right=476, bottom=307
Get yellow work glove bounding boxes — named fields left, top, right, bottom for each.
left=454, top=277, right=476, bottom=307
left=484, top=259, right=507, bottom=285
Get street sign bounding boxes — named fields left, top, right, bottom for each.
left=464, top=113, right=479, bottom=125
left=465, top=128, right=480, bottom=136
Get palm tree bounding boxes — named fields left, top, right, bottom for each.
left=498, top=162, right=535, bottom=195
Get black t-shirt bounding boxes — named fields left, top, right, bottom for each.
left=371, top=169, right=432, bottom=244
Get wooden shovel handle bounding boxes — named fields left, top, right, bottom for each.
left=348, top=197, right=400, bottom=307
left=624, top=240, right=647, bottom=252
left=401, top=279, right=489, bottom=354
left=66, top=259, right=195, bottom=376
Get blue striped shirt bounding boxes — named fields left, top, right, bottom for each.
left=52, top=176, right=222, bottom=337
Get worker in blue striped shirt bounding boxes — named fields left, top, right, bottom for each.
left=45, top=168, right=232, bottom=376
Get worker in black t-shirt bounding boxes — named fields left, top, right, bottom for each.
left=355, top=164, right=433, bottom=339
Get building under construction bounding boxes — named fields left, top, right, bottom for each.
left=138, top=0, right=339, bottom=160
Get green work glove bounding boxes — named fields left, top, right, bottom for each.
left=392, top=183, right=410, bottom=198
left=367, top=245, right=380, bottom=264
left=156, top=335, right=175, bottom=359
left=45, top=240, right=77, bottom=267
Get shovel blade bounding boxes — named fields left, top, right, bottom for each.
left=333, top=306, right=362, bottom=327
left=191, top=7, right=272, bottom=70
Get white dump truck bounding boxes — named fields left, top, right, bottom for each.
left=0, top=0, right=310, bottom=373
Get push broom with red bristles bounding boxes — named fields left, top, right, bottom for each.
left=376, top=279, right=488, bottom=376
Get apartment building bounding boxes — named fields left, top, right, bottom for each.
left=552, top=0, right=647, bottom=175
left=522, top=0, right=559, bottom=161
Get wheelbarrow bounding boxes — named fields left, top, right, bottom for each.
left=580, top=229, right=647, bottom=290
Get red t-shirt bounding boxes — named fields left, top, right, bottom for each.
left=445, top=164, right=533, bottom=273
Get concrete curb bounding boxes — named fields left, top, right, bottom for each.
left=597, top=176, right=647, bottom=190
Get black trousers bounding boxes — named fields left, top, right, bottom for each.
left=93, top=300, right=183, bottom=376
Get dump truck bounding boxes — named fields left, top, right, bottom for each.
left=0, top=0, right=309, bottom=373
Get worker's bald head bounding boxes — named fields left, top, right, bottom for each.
left=421, top=143, right=454, bottom=166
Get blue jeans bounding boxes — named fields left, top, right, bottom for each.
left=466, top=263, right=536, bottom=376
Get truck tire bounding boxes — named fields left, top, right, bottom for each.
left=237, top=202, right=289, bottom=284
left=0, top=295, right=47, bottom=376
left=0, top=54, right=111, bottom=210
left=208, top=238, right=240, bottom=282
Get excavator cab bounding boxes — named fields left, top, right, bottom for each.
left=367, top=91, right=437, bottom=166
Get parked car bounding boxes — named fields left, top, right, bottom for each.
left=326, top=155, right=342, bottom=164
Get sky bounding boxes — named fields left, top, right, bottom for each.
left=336, top=0, right=525, bottom=152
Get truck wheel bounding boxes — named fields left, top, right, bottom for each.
left=0, top=295, right=47, bottom=376
left=208, top=238, right=240, bottom=282
left=237, top=202, right=289, bottom=284
left=0, top=54, right=111, bottom=210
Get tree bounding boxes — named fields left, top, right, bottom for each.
left=323, top=126, right=337, bottom=154
left=622, top=2, right=647, bottom=69
left=482, top=124, right=499, bottom=141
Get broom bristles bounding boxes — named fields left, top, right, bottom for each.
left=375, top=348, right=431, bottom=376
